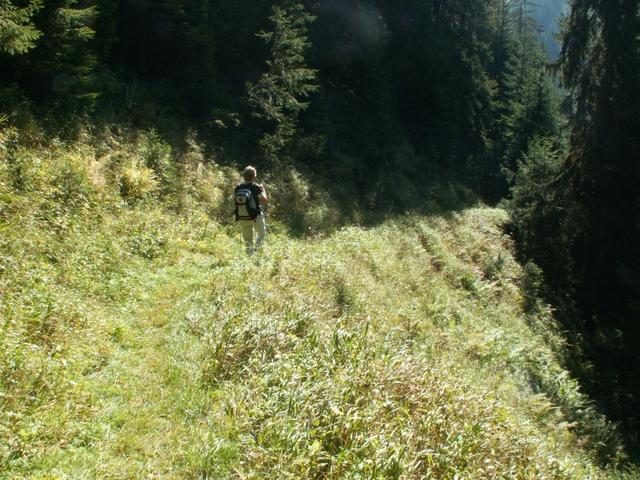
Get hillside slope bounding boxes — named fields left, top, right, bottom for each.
left=0, top=132, right=634, bottom=478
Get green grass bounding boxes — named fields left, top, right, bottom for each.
left=1, top=129, right=638, bottom=479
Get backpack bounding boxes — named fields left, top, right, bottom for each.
left=234, top=186, right=260, bottom=220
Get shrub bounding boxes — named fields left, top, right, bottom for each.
left=49, top=153, right=94, bottom=209
left=522, top=261, right=545, bottom=312
left=120, top=160, right=158, bottom=200
left=137, top=129, right=174, bottom=192
left=176, top=139, right=238, bottom=219
left=267, top=168, right=342, bottom=235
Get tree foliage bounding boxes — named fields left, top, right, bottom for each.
left=0, top=0, right=42, bottom=55
left=247, top=2, right=318, bottom=164
left=0, top=0, right=558, bottom=184
left=506, top=0, right=640, bottom=451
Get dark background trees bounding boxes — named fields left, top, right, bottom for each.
left=508, top=0, right=640, bottom=457
left=1, top=0, right=555, bottom=191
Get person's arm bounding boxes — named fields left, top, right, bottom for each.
left=258, top=184, right=268, bottom=205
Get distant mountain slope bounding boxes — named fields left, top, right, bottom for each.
left=531, top=0, right=567, bottom=58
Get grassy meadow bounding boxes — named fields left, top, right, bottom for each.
left=1, top=127, right=637, bottom=479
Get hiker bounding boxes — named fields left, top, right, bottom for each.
left=234, top=166, right=268, bottom=254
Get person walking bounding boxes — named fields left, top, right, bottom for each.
left=234, top=166, right=268, bottom=254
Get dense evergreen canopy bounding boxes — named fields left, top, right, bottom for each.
left=0, top=0, right=556, bottom=190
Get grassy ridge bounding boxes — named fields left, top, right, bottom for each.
left=0, top=130, right=636, bottom=478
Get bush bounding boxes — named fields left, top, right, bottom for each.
left=137, top=129, right=174, bottom=192
left=267, top=168, right=342, bottom=235
left=175, top=138, right=238, bottom=219
left=49, top=152, right=95, bottom=209
left=120, top=160, right=158, bottom=201
left=3, top=141, right=43, bottom=192
left=522, top=261, right=545, bottom=312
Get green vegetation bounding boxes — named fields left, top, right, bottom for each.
left=505, top=0, right=640, bottom=449
left=1, top=129, right=637, bottom=478
left=247, top=2, right=318, bottom=164
left=0, top=0, right=42, bottom=55
left=2, top=0, right=640, bottom=475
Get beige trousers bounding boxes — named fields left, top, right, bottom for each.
left=239, top=214, right=266, bottom=254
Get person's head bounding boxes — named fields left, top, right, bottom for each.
left=243, top=165, right=257, bottom=182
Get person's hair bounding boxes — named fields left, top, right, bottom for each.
left=243, top=166, right=257, bottom=182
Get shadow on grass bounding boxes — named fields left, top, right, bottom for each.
left=508, top=223, right=640, bottom=467
left=281, top=176, right=481, bottom=239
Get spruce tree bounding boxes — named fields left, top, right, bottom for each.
left=560, top=0, right=640, bottom=450
left=247, top=1, right=318, bottom=165
left=482, top=0, right=560, bottom=199
left=509, top=0, right=640, bottom=450
left=26, top=0, right=99, bottom=111
left=560, top=0, right=640, bottom=316
left=0, top=0, right=42, bottom=56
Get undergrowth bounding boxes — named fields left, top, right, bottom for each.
left=0, top=126, right=637, bottom=479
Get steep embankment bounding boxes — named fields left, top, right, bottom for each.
left=1, top=185, right=627, bottom=478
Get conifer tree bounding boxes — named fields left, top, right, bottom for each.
left=559, top=0, right=640, bottom=315
left=247, top=1, right=318, bottom=164
left=176, top=0, right=219, bottom=111
left=28, top=0, right=99, bottom=111
left=508, top=0, right=640, bottom=448
left=558, top=0, right=640, bottom=446
left=94, top=0, right=118, bottom=62
left=0, top=0, right=42, bottom=55
left=482, top=0, right=559, bottom=199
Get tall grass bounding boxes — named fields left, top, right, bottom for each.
left=0, top=125, right=636, bottom=479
